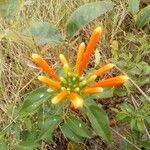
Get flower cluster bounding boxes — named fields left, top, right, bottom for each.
left=32, top=27, right=128, bottom=109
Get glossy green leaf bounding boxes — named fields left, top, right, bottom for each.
left=28, top=21, right=63, bottom=45
left=66, top=1, right=114, bottom=37
left=38, top=115, right=62, bottom=142
left=0, top=0, right=22, bottom=18
left=135, top=5, right=150, bottom=28
left=86, top=105, right=111, bottom=144
left=65, top=116, right=90, bottom=138
left=61, top=123, right=83, bottom=143
left=18, top=86, right=51, bottom=117
left=128, top=0, right=139, bottom=15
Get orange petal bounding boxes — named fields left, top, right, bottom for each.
left=93, top=63, right=115, bottom=76
left=79, top=27, right=102, bottom=75
left=38, top=76, right=61, bottom=89
left=59, top=54, right=70, bottom=74
left=32, top=54, right=60, bottom=81
left=51, top=91, right=68, bottom=104
left=82, top=87, right=103, bottom=94
left=75, top=42, right=85, bottom=75
left=70, top=92, right=84, bottom=109
left=90, top=75, right=129, bottom=88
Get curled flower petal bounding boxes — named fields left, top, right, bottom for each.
left=38, top=76, right=61, bottom=89
left=70, top=92, right=84, bottom=109
left=90, top=75, right=129, bottom=88
left=32, top=54, right=60, bottom=81
left=75, top=42, right=85, bottom=75
left=82, top=87, right=103, bottom=94
left=93, top=63, right=115, bottom=76
left=59, top=54, right=70, bottom=74
left=79, top=27, right=102, bottom=75
left=51, top=91, right=68, bottom=104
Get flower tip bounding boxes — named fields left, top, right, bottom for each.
left=51, top=97, right=57, bottom=104
left=80, top=42, right=85, bottom=48
left=108, top=63, right=115, bottom=68
left=120, top=75, right=129, bottom=82
left=32, top=53, right=39, bottom=60
left=95, top=26, right=102, bottom=33
left=98, top=87, right=104, bottom=92
left=47, top=88, right=53, bottom=92
left=37, top=76, right=44, bottom=81
left=59, top=54, right=64, bottom=60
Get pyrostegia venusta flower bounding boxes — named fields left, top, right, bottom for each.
left=32, top=26, right=128, bottom=109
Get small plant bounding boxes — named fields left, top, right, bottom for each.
left=17, top=27, right=128, bottom=148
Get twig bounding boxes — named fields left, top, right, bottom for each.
left=111, top=128, right=141, bottom=150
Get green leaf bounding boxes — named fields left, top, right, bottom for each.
left=66, top=1, right=114, bottom=37
left=128, top=0, right=139, bottom=15
left=130, top=119, right=137, bottom=130
left=86, top=105, right=111, bottom=144
left=96, top=88, right=114, bottom=99
left=27, top=21, right=63, bottom=45
left=65, top=116, right=91, bottom=138
left=136, top=119, right=145, bottom=132
left=19, top=131, right=39, bottom=150
left=18, top=86, right=51, bottom=117
left=0, top=0, right=22, bottom=18
left=135, top=5, right=150, bottom=28
left=38, top=115, right=62, bottom=142
left=116, top=112, right=129, bottom=121
left=60, top=123, right=83, bottom=143
left=0, top=142, right=7, bottom=150
left=139, top=140, right=150, bottom=149
left=124, top=103, right=134, bottom=113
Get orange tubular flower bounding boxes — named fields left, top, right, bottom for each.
left=51, top=91, right=68, bottom=104
left=59, top=54, right=70, bottom=74
left=90, top=75, right=129, bottom=88
left=38, top=76, right=61, bottom=90
left=79, top=27, right=102, bottom=75
left=93, top=63, right=115, bottom=76
left=75, top=42, right=85, bottom=75
left=70, top=92, right=83, bottom=109
left=82, top=87, right=103, bottom=94
left=32, top=54, right=60, bottom=81
left=32, top=26, right=128, bottom=109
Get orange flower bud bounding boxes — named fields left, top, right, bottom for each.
left=91, top=75, right=129, bottom=88
left=51, top=91, right=68, bottom=104
left=32, top=54, right=60, bottom=81
left=93, top=63, right=115, bottom=76
left=86, top=74, right=97, bottom=83
left=79, top=27, right=102, bottom=75
left=70, top=92, right=84, bottom=109
left=75, top=42, right=85, bottom=75
left=82, top=87, right=103, bottom=94
left=38, top=76, right=61, bottom=89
